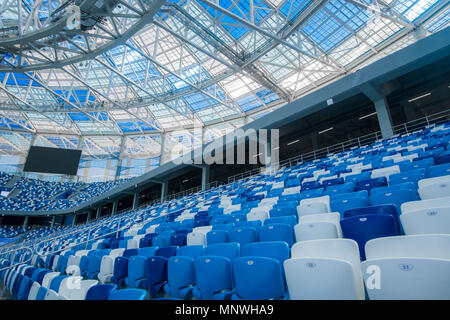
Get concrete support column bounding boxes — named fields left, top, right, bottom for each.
left=361, top=84, right=394, bottom=139
left=72, top=215, right=76, bottom=227
left=132, top=192, right=139, bottom=210
left=374, top=97, right=394, bottom=139
left=161, top=180, right=168, bottom=203
left=201, top=165, right=210, bottom=191
left=112, top=200, right=119, bottom=216
left=22, top=216, right=29, bottom=228
left=96, top=207, right=102, bottom=219
left=50, top=216, right=56, bottom=228
left=86, top=210, right=92, bottom=223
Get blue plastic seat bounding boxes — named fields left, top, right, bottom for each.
left=321, top=177, right=344, bottom=188
left=355, top=177, right=387, bottom=193
left=193, top=255, right=234, bottom=300
left=343, top=204, right=401, bottom=233
left=123, top=249, right=139, bottom=258
left=344, top=172, right=371, bottom=184
left=145, top=256, right=168, bottom=298
left=206, top=230, right=229, bottom=245
left=389, top=169, right=426, bottom=187
left=111, top=257, right=128, bottom=286
left=125, top=255, right=147, bottom=288
left=17, top=275, right=33, bottom=300
left=232, top=257, right=286, bottom=300
left=87, top=255, right=102, bottom=279
left=341, top=214, right=399, bottom=260
left=164, top=256, right=196, bottom=299
left=369, top=189, right=418, bottom=211
left=326, top=182, right=354, bottom=195
left=370, top=182, right=416, bottom=195
left=204, top=243, right=240, bottom=260
left=235, top=220, right=261, bottom=229
left=212, top=223, right=234, bottom=231
left=258, top=224, right=294, bottom=246
left=176, top=245, right=204, bottom=258
left=49, top=275, right=69, bottom=292
left=170, top=234, right=187, bottom=247
left=264, top=215, right=297, bottom=227
left=35, top=286, right=48, bottom=300
left=85, top=284, right=118, bottom=300
left=331, top=197, right=369, bottom=218
left=155, top=246, right=178, bottom=259
left=269, top=206, right=297, bottom=218
left=228, top=227, right=258, bottom=246
left=428, top=163, right=450, bottom=178
left=138, top=247, right=158, bottom=258
left=241, top=241, right=290, bottom=272
left=400, top=157, right=434, bottom=171
left=108, top=288, right=147, bottom=300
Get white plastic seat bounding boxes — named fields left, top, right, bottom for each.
left=282, top=187, right=300, bottom=195
left=66, top=255, right=81, bottom=275
left=370, top=165, right=400, bottom=182
left=126, top=239, right=138, bottom=249
left=418, top=175, right=450, bottom=200
left=59, top=276, right=98, bottom=300
left=246, top=210, right=269, bottom=223
left=98, top=249, right=124, bottom=284
left=364, top=235, right=450, bottom=260
left=192, top=226, right=212, bottom=235
left=297, top=195, right=330, bottom=217
left=298, top=212, right=342, bottom=237
left=42, top=271, right=60, bottom=288
left=51, top=255, right=60, bottom=271
left=75, top=250, right=89, bottom=257
left=27, top=282, right=41, bottom=300
left=285, top=239, right=364, bottom=300
left=400, top=197, right=450, bottom=234
left=361, top=234, right=450, bottom=300
left=361, top=258, right=450, bottom=299
left=186, top=232, right=206, bottom=246
left=45, top=289, right=67, bottom=300
left=294, top=222, right=338, bottom=242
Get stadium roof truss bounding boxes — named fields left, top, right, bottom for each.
left=0, top=0, right=448, bottom=162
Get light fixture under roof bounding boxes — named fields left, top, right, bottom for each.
left=319, top=127, right=334, bottom=134
left=287, top=139, right=300, bottom=146
left=408, top=93, right=431, bottom=102
left=359, top=112, right=377, bottom=120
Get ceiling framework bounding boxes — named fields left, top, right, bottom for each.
left=0, top=0, right=448, bottom=162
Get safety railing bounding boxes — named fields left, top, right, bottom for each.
left=228, top=109, right=450, bottom=184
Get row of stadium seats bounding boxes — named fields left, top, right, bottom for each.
left=1, top=121, right=449, bottom=299
left=2, top=234, right=449, bottom=300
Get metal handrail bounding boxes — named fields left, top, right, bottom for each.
left=228, top=109, right=450, bottom=183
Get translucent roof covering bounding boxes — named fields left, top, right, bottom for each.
left=0, top=0, right=448, bottom=167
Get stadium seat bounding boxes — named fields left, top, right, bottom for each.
left=341, top=214, right=400, bottom=260
left=259, top=224, right=294, bottom=246
left=400, top=196, right=450, bottom=234
left=231, top=257, right=286, bottom=300
left=165, top=256, right=195, bottom=299
left=108, top=289, right=147, bottom=300
left=193, top=255, right=233, bottom=300
left=362, top=235, right=450, bottom=299
left=145, top=256, right=168, bottom=298
left=418, top=175, right=450, bottom=199
left=85, top=284, right=118, bottom=300
left=228, top=227, right=258, bottom=246
left=285, top=239, right=364, bottom=299
left=206, top=230, right=229, bottom=245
